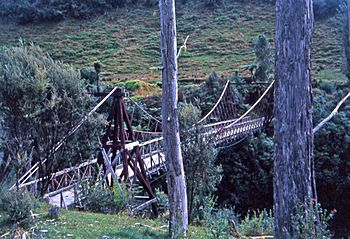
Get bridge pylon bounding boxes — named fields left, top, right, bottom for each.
left=97, top=88, right=158, bottom=216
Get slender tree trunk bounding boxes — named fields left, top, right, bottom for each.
left=159, top=0, right=188, bottom=237
left=274, top=0, right=314, bottom=238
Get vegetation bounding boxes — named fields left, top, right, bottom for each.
left=0, top=0, right=349, bottom=238
left=0, top=44, right=104, bottom=190
left=0, top=203, right=172, bottom=238
left=289, top=200, right=335, bottom=239
left=179, top=103, right=222, bottom=223
left=0, top=188, right=38, bottom=227
left=0, top=1, right=345, bottom=87
left=84, top=183, right=130, bottom=214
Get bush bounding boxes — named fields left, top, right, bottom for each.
left=239, top=209, right=273, bottom=237
left=0, top=189, right=38, bottom=227
left=179, top=103, right=222, bottom=223
left=253, top=34, right=273, bottom=82
left=216, top=133, right=274, bottom=213
left=0, top=43, right=104, bottom=189
left=313, top=89, right=350, bottom=237
left=202, top=196, right=237, bottom=239
left=85, top=184, right=115, bottom=213
left=84, top=183, right=130, bottom=214
left=290, top=200, right=334, bottom=239
left=318, top=80, right=336, bottom=94
left=155, top=189, right=168, bottom=213
left=0, top=0, right=126, bottom=24
left=313, top=0, right=343, bottom=20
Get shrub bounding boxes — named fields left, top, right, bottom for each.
left=0, top=0, right=128, bottom=24
left=318, top=80, right=336, bottom=94
left=239, top=209, right=273, bottom=237
left=313, top=89, right=350, bottom=237
left=84, top=183, right=130, bottom=214
left=202, top=196, right=237, bottom=239
left=290, top=200, right=334, bottom=239
left=313, top=0, right=343, bottom=20
left=253, top=34, right=273, bottom=82
left=155, top=189, right=168, bottom=213
left=179, top=103, right=222, bottom=223
left=216, top=133, right=274, bottom=213
left=0, top=43, right=104, bottom=189
left=85, top=184, right=116, bottom=213
left=0, top=188, right=38, bottom=227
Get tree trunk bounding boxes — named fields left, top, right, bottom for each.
left=348, top=0, right=350, bottom=44
left=159, top=0, right=188, bottom=238
left=274, top=0, right=314, bottom=238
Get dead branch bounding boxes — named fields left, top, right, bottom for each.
left=176, top=35, right=190, bottom=59
left=313, top=91, right=350, bottom=134
left=134, top=223, right=167, bottom=232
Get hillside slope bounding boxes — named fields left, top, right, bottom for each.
left=0, top=1, right=347, bottom=85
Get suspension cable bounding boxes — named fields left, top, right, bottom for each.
left=197, top=80, right=231, bottom=124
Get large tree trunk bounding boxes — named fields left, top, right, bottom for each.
left=159, top=0, right=188, bottom=238
left=348, top=0, right=350, bottom=44
left=274, top=0, right=314, bottom=238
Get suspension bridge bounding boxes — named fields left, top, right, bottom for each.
left=12, top=80, right=274, bottom=214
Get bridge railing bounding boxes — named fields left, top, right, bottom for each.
left=139, top=137, right=165, bottom=176
left=19, top=158, right=97, bottom=194
left=199, top=81, right=274, bottom=146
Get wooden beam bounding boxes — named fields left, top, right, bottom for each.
left=132, top=198, right=157, bottom=213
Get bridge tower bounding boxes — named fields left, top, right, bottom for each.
left=97, top=88, right=158, bottom=216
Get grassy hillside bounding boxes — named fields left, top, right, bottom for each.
left=0, top=204, right=206, bottom=238
left=0, top=1, right=347, bottom=87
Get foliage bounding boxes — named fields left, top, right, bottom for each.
left=155, top=189, right=169, bottom=213
left=0, top=0, right=123, bottom=23
left=0, top=0, right=162, bottom=23
left=84, top=183, right=130, bottom=214
left=239, top=209, right=273, bottom=237
left=179, top=103, right=222, bottom=223
left=313, top=88, right=350, bottom=237
left=313, top=0, right=344, bottom=20
left=84, top=184, right=115, bottom=213
left=289, top=200, right=335, bottom=239
left=318, top=80, right=337, bottom=94
left=202, top=196, right=237, bottom=239
left=0, top=188, right=38, bottom=227
left=113, top=182, right=131, bottom=213
left=183, top=72, right=227, bottom=116
left=216, top=132, right=273, bottom=213
left=0, top=43, right=104, bottom=189
left=205, top=0, right=221, bottom=7
left=253, top=34, right=273, bottom=82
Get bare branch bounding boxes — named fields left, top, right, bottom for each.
left=176, top=35, right=190, bottom=59
left=313, top=92, right=350, bottom=134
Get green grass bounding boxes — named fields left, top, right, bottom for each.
left=0, top=204, right=206, bottom=239
left=0, top=1, right=347, bottom=87
left=315, top=69, right=348, bottom=82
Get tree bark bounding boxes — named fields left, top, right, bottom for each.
left=348, top=0, right=350, bottom=44
left=159, top=0, right=188, bottom=238
left=274, top=0, right=314, bottom=238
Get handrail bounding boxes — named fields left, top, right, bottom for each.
left=223, top=80, right=274, bottom=130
